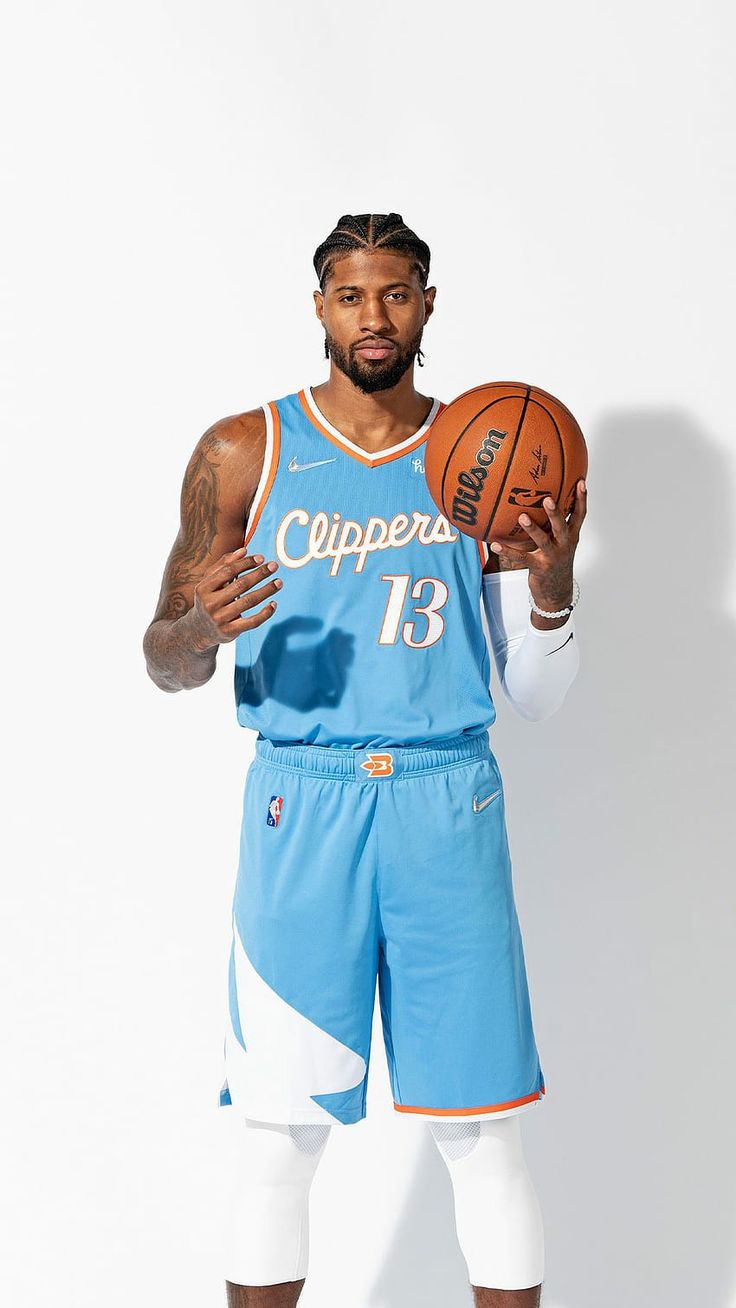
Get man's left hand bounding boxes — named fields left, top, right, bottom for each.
left=489, top=478, right=587, bottom=622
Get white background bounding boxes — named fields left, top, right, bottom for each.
left=2, top=2, right=735, bottom=1305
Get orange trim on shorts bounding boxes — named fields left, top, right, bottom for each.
left=244, top=401, right=281, bottom=546
left=394, top=1086, right=545, bottom=1116
left=297, top=390, right=446, bottom=468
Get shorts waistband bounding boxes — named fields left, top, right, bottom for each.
left=253, top=732, right=491, bottom=781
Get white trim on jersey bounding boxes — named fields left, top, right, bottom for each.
left=304, top=386, right=441, bottom=463
left=243, top=403, right=274, bottom=543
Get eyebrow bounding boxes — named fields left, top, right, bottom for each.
left=332, top=282, right=413, bottom=292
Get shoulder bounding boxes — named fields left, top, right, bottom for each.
left=181, top=407, right=268, bottom=519
left=187, top=406, right=268, bottom=485
left=194, top=406, right=267, bottom=459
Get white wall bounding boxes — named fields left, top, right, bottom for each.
left=1, top=2, right=734, bottom=1305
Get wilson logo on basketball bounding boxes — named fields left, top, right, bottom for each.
left=451, top=428, right=508, bottom=527
left=359, top=753, right=395, bottom=777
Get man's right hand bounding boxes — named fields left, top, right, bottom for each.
left=186, top=547, right=282, bottom=651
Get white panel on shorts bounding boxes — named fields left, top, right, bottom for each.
left=224, top=922, right=367, bottom=1124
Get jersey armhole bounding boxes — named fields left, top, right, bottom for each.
left=243, top=401, right=281, bottom=546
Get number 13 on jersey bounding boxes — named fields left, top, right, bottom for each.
left=378, top=574, right=449, bottom=649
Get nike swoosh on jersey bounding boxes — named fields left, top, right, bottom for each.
left=472, top=787, right=502, bottom=813
left=287, top=457, right=338, bottom=472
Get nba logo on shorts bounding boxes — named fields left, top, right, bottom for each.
left=266, top=794, right=283, bottom=827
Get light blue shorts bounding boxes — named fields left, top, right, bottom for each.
left=219, top=731, right=545, bottom=1126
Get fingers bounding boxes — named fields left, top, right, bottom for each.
left=492, top=480, right=587, bottom=558
left=523, top=495, right=568, bottom=546
left=220, top=557, right=279, bottom=600
left=227, top=599, right=279, bottom=637
left=488, top=537, right=538, bottom=565
left=514, top=513, right=553, bottom=549
left=220, top=572, right=282, bottom=621
left=560, top=479, right=587, bottom=543
left=202, top=547, right=269, bottom=592
left=571, top=478, right=587, bottom=530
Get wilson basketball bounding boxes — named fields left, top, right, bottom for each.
left=424, top=381, right=588, bottom=543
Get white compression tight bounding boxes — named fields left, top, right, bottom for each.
left=219, top=1114, right=544, bottom=1290
left=219, top=1118, right=332, bottom=1286
left=429, top=1116, right=545, bottom=1290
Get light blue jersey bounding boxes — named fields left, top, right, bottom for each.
left=234, top=386, right=496, bottom=748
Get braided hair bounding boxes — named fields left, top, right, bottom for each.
left=314, top=214, right=431, bottom=365
left=313, top=213, right=431, bottom=293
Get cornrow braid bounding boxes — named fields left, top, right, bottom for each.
left=313, top=213, right=431, bottom=292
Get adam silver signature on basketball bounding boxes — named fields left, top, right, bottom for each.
left=143, top=212, right=588, bottom=1308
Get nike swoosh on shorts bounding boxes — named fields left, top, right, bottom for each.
left=472, top=788, right=502, bottom=813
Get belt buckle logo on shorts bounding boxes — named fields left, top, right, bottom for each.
left=360, top=751, right=394, bottom=778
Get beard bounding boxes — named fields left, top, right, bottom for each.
left=324, top=325, right=424, bottom=394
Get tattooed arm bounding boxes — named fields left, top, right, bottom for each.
left=142, top=409, right=268, bottom=693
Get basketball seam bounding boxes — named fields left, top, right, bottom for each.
left=450, top=379, right=581, bottom=425
left=481, top=387, right=531, bottom=541
left=523, top=396, right=566, bottom=516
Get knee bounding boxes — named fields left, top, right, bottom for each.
left=429, top=1115, right=533, bottom=1187
left=234, top=1119, right=332, bottom=1188
left=428, top=1116, right=545, bottom=1290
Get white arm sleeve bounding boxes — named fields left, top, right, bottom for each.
left=481, top=567, right=580, bottom=721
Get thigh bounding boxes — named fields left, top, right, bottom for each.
left=223, top=761, right=380, bottom=1125
left=376, top=753, right=545, bottom=1119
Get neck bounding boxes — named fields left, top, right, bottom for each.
left=312, top=367, right=433, bottom=446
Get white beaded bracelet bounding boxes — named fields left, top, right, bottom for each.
left=529, top=577, right=580, bottom=619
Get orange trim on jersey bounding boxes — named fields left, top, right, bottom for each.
left=298, top=389, right=447, bottom=469
left=244, top=401, right=281, bottom=546
left=393, top=1086, right=545, bottom=1116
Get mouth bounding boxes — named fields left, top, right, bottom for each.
left=354, top=341, right=396, bottom=360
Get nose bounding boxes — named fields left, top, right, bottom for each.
left=359, top=295, right=393, bottom=335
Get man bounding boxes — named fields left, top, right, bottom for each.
left=143, top=213, right=586, bottom=1308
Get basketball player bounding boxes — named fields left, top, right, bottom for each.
left=143, top=214, right=586, bottom=1308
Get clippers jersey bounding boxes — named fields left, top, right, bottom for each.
left=234, top=386, right=496, bottom=749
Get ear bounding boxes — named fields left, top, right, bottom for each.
left=423, top=285, right=437, bottom=321
left=313, top=289, right=324, bottom=325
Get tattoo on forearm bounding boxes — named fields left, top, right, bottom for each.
left=162, top=590, right=190, bottom=621
left=143, top=614, right=217, bottom=692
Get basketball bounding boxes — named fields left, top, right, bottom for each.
left=424, top=382, right=588, bottom=543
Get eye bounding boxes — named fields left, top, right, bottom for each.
left=338, top=292, right=408, bottom=304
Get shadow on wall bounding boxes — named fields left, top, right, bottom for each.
left=367, top=409, right=736, bottom=1308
